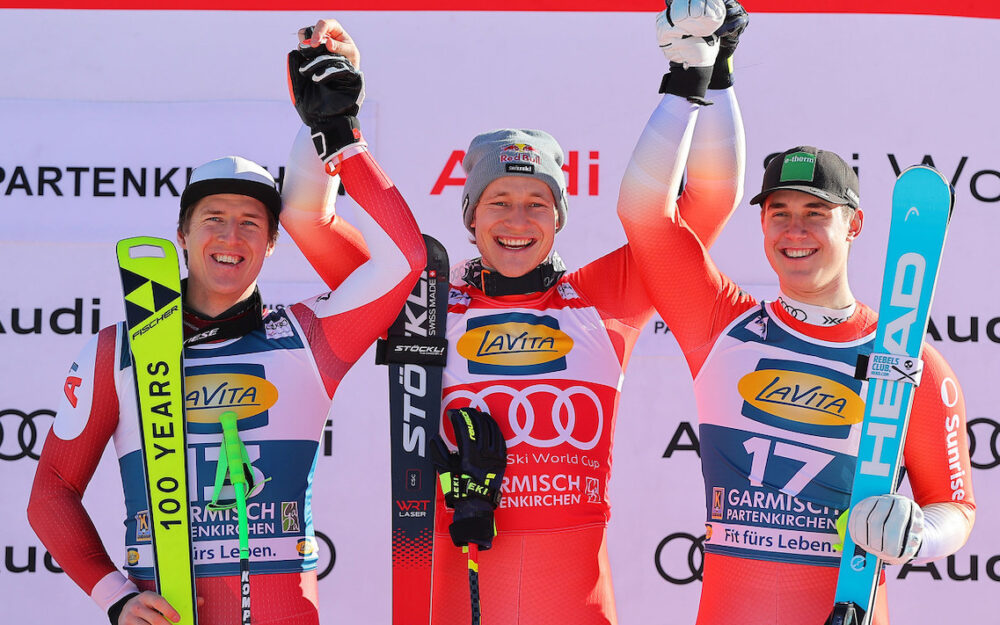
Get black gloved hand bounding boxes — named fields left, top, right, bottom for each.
left=431, top=407, right=508, bottom=550
left=287, top=38, right=366, bottom=165
left=709, top=0, right=749, bottom=89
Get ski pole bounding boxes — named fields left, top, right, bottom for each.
left=220, top=411, right=252, bottom=625
left=465, top=544, right=481, bottom=625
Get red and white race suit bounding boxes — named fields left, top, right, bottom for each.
left=28, top=134, right=426, bottom=625
left=617, top=90, right=976, bottom=625
left=431, top=117, right=742, bottom=623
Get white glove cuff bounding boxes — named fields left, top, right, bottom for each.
left=90, top=571, right=140, bottom=613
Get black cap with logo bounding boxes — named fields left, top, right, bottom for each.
left=749, top=146, right=860, bottom=209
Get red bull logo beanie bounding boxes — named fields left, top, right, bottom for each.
left=461, top=129, right=569, bottom=233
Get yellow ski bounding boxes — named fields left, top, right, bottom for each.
left=117, top=236, right=198, bottom=625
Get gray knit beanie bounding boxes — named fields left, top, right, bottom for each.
left=461, top=129, right=568, bottom=234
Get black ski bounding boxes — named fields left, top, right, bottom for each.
left=376, top=234, right=449, bottom=625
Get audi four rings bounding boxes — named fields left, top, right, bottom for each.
left=0, top=409, right=56, bottom=461
left=442, top=384, right=605, bottom=450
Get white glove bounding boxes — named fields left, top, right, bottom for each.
left=656, top=0, right=726, bottom=68
left=848, top=494, right=924, bottom=565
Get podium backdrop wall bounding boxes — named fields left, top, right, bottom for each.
left=2, top=6, right=998, bottom=624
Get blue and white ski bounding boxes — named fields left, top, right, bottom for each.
left=826, top=166, right=954, bottom=625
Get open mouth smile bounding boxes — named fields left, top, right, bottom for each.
left=781, top=248, right=817, bottom=259
left=496, top=236, right=535, bottom=251
left=212, top=253, right=244, bottom=265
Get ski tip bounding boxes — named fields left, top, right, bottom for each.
left=116, top=237, right=178, bottom=263
left=893, top=165, right=954, bottom=223
left=896, top=164, right=948, bottom=186
left=421, top=233, right=451, bottom=271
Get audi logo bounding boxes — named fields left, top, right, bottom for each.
left=0, top=409, right=55, bottom=461
left=442, top=384, right=604, bottom=450
left=654, top=532, right=705, bottom=585
left=967, top=418, right=1000, bottom=470
left=315, top=530, right=336, bottom=581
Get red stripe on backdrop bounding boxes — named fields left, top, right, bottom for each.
left=0, top=0, right=993, bottom=17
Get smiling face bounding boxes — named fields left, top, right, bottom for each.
left=472, top=176, right=559, bottom=278
left=177, top=193, right=275, bottom=317
left=761, top=189, right=864, bottom=308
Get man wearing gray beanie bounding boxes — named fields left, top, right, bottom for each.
left=430, top=33, right=743, bottom=623
left=453, top=128, right=571, bottom=294
left=462, top=129, right=569, bottom=234
left=230, top=15, right=743, bottom=625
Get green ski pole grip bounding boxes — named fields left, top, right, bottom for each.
left=219, top=411, right=247, bottom=489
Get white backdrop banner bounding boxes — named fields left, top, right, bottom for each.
left=1, top=7, right=998, bottom=625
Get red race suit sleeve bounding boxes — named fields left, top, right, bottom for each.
left=281, top=128, right=426, bottom=396
left=617, top=90, right=754, bottom=376
left=28, top=324, right=139, bottom=612
left=572, top=89, right=745, bottom=356
left=902, top=344, right=976, bottom=559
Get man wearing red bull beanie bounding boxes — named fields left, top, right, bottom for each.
left=300, top=5, right=746, bottom=619
left=431, top=10, right=749, bottom=618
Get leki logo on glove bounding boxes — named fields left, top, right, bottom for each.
left=738, top=359, right=864, bottom=438
left=443, top=383, right=604, bottom=450
left=458, top=312, right=573, bottom=375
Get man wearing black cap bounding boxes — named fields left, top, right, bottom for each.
left=618, top=11, right=975, bottom=623
left=28, top=35, right=426, bottom=624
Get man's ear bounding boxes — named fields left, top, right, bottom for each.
left=847, top=208, right=864, bottom=240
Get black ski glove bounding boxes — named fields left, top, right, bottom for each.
left=709, top=0, right=749, bottom=89
left=431, top=407, right=507, bottom=550
left=287, top=35, right=366, bottom=166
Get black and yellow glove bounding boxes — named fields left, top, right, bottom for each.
left=431, top=407, right=507, bottom=550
